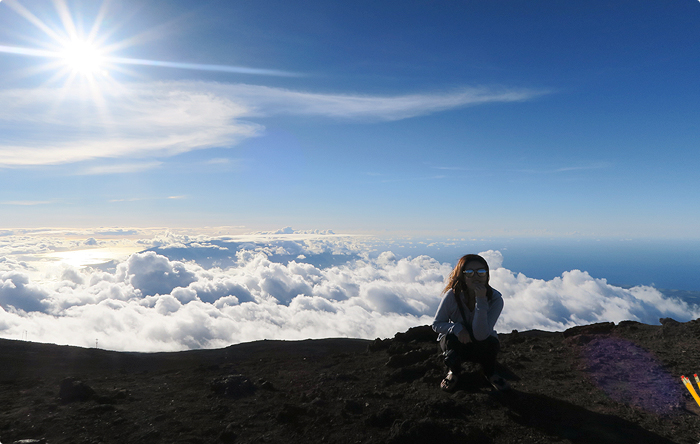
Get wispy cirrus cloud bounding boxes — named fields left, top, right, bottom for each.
left=206, top=83, right=548, bottom=121
left=552, top=163, right=611, bottom=172
left=0, top=81, right=549, bottom=168
left=0, top=200, right=55, bottom=206
left=108, top=195, right=184, bottom=203
left=78, top=161, right=163, bottom=175
left=429, top=162, right=611, bottom=174
left=0, top=83, right=261, bottom=167
left=108, top=198, right=147, bottom=202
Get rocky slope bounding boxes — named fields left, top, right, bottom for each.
left=2, top=318, right=700, bottom=444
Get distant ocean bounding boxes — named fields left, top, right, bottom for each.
left=378, top=237, right=700, bottom=306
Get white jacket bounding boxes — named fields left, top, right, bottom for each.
left=432, top=288, right=503, bottom=342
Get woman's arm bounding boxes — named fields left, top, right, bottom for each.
left=471, top=290, right=504, bottom=341
left=432, top=290, right=463, bottom=336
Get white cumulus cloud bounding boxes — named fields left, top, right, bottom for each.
left=0, top=232, right=697, bottom=352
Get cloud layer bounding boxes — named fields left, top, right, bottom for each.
left=1, top=232, right=698, bottom=352
left=0, top=81, right=546, bottom=167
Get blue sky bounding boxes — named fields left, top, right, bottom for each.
left=0, top=0, right=699, bottom=237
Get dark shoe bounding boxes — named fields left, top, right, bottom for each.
left=486, top=373, right=511, bottom=391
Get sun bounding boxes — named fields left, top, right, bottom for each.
left=58, top=39, right=107, bottom=76
left=0, top=0, right=296, bottom=86
left=0, top=0, right=119, bottom=84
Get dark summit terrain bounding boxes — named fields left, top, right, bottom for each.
left=2, top=318, right=700, bottom=444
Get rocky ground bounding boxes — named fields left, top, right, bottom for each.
left=2, top=318, right=700, bottom=444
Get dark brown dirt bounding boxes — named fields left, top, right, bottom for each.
left=2, top=318, right=700, bottom=444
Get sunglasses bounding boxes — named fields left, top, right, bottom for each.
left=463, top=268, right=488, bottom=278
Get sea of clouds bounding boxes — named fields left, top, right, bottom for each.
left=1, top=229, right=698, bottom=352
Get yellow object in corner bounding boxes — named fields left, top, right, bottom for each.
left=682, top=376, right=700, bottom=408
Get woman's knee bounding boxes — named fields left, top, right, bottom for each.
left=440, top=333, right=460, bottom=352
left=474, top=335, right=500, bottom=352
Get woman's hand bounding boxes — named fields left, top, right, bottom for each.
left=457, top=329, right=471, bottom=344
left=469, top=282, right=487, bottom=300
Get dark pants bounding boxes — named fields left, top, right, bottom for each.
left=440, top=333, right=500, bottom=377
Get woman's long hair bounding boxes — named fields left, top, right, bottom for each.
left=442, top=254, right=493, bottom=300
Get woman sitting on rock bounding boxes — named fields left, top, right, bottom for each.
left=432, top=254, right=509, bottom=392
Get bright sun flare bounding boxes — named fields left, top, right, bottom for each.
left=59, top=39, right=106, bottom=76
left=0, top=0, right=293, bottom=88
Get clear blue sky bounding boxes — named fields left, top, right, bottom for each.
left=1, top=0, right=699, bottom=237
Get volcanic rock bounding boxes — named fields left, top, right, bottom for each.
left=1, top=320, right=699, bottom=443
left=58, top=377, right=95, bottom=403
left=210, top=374, right=257, bottom=398
left=562, top=321, right=615, bottom=337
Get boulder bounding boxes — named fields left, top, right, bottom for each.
left=210, top=374, right=256, bottom=399
left=58, top=378, right=95, bottom=403
left=562, top=322, right=614, bottom=338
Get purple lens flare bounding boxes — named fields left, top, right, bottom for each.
left=580, top=336, right=685, bottom=417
